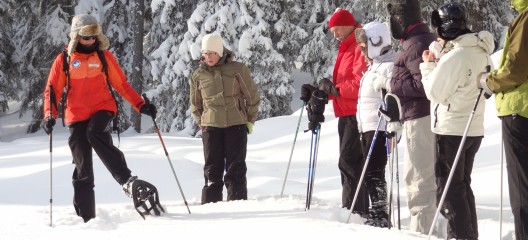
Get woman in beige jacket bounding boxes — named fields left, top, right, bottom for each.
left=190, top=34, right=260, bottom=204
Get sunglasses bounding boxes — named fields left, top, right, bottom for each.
left=80, top=36, right=97, bottom=41
left=360, top=46, right=367, bottom=52
left=202, top=52, right=217, bottom=57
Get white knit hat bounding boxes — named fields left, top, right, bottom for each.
left=201, top=34, right=223, bottom=57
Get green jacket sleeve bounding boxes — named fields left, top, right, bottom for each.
left=190, top=71, right=203, bottom=126
left=487, top=11, right=528, bottom=92
left=236, top=64, right=260, bottom=123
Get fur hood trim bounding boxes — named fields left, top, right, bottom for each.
left=67, top=24, right=110, bottom=56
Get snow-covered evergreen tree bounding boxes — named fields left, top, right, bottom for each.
left=0, top=0, right=18, bottom=112
left=3, top=0, right=76, bottom=132
left=147, top=0, right=198, bottom=134
left=297, top=0, right=342, bottom=85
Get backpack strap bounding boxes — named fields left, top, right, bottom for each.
left=61, top=50, right=70, bottom=127
left=96, top=50, right=121, bottom=147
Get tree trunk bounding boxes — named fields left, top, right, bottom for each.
left=131, top=0, right=144, bottom=133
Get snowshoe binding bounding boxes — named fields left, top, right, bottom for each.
left=122, top=176, right=165, bottom=220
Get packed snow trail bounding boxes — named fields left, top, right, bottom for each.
left=0, top=95, right=518, bottom=239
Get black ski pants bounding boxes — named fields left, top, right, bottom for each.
left=201, top=124, right=248, bottom=204
left=435, top=134, right=482, bottom=240
left=338, top=115, right=368, bottom=213
left=68, top=110, right=132, bottom=221
left=502, top=115, right=528, bottom=240
left=360, top=130, right=388, bottom=218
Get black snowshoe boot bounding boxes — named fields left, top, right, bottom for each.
left=364, top=210, right=389, bottom=228
left=122, top=176, right=165, bottom=219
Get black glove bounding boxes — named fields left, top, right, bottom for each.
left=307, top=121, right=321, bottom=133
left=42, top=117, right=56, bottom=135
left=318, top=78, right=340, bottom=97
left=140, top=103, right=157, bottom=118
left=300, top=84, right=317, bottom=103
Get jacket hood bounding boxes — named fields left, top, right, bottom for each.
left=452, top=31, right=494, bottom=54
left=200, top=47, right=235, bottom=70
left=373, top=50, right=398, bottom=64
left=511, top=0, right=528, bottom=13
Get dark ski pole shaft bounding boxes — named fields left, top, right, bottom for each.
left=381, top=94, right=394, bottom=229
left=142, top=94, right=191, bottom=214
left=281, top=101, right=305, bottom=197
left=308, top=126, right=321, bottom=210
left=48, top=85, right=53, bottom=228
left=500, top=134, right=504, bottom=239
left=346, top=116, right=383, bottom=223
left=426, top=89, right=484, bottom=240
left=395, top=131, right=401, bottom=230
left=305, top=128, right=316, bottom=210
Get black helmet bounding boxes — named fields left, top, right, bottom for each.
left=431, top=3, right=468, bottom=41
left=387, top=0, right=422, bottom=40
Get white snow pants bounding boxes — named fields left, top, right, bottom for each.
left=403, top=115, right=437, bottom=234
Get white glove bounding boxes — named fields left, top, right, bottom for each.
left=373, top=72, right=391, bottom=93
left=429, top=41, right=445, bottom=60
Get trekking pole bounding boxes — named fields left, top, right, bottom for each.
left=426, top=89, right=484, bottom=240
left=307, top=126, right=321, bottom=209
left=281, top=102, right=305, bottom=197
left=48, top=85, right=54, bottom=228
left=305, top=128, right=316, bottom=210
left=381, top=92, right=394, bottom=229
left=142, top=94, right=191, bottom=214
left=500, top=133, right=504, bottom=239
left=394, top=131, right=401, bottom=230
left=346, top=116, right=383, bottom=223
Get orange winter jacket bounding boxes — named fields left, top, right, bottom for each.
left=44, top=48, right=144, bottom=125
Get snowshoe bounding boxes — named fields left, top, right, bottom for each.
left=364, top=211, right=390, bottom=228
left=122, top=176, right=165, bottom=220
left=364, top=217, right=390, bottom=228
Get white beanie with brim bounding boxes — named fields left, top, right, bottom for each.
left=201, top=34, right=223, bottom=57
left=68, top=14, right=110, bottom=56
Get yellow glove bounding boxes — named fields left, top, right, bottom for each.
left=246, top=122, right=254, bottom=134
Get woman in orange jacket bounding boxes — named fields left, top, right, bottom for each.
left=42, top=14, right=158, bottom=223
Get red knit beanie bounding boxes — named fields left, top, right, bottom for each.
left=329, top=9, right=356, bottom=29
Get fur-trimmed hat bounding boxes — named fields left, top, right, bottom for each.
left=355, top=22, right=392, bottom=60
left=68, top=14, right=110, bottom=56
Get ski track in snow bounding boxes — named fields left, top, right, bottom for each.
left=0, top=88, right=519, bottom=239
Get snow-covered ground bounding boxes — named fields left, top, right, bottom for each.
left=0, top=91, right=517, bottom=239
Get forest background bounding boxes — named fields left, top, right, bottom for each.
left=0, top=0, right=516, bottom=137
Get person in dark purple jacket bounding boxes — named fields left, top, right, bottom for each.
left=387, top=0, right=438, bottom=235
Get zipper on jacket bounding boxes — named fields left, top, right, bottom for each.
left=513, top=113, right=517, bottom=120
left=447, top=104, right=451, bottom=111
left=85, top=55, right=91, bottom=114
left=434, top=104, right=439, bottom=128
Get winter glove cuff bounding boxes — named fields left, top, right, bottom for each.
left=140, top=103, right=157, bottom=118
left=300, top=84, right=317, bottom=103
left=246, top=122, right=254, bottom=134
left=42, top=117, right=56, bottom=135
left=477, top=73, right=493, bottom=99
left=373, top=73, right=391, bottom=93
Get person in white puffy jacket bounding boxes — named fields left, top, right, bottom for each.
left=420, top=3, right=494, bottom=239
left=355, top=22, right=397, bottom=228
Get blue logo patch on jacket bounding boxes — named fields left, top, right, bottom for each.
left=72, top=60, right=81, bottom=68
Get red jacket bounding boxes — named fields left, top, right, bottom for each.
left=44, top=48, right=144, bottom=125
left=331, top=28, right=369, bottom=117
